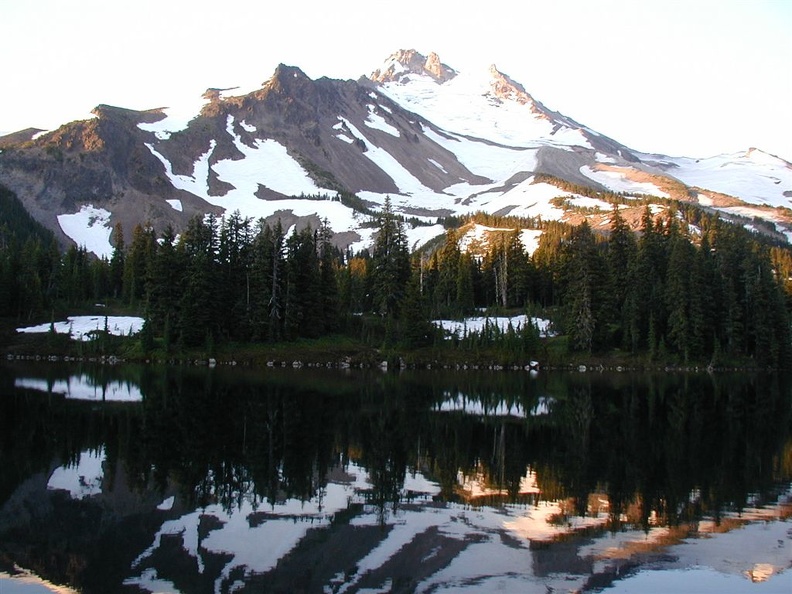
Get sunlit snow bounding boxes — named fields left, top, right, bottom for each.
left=457, top=224, right=544, bottom=256
left=405, top=224, right=446, bottom=250
left=57, top=205, right=114, bottom=259
left=338, top=117, right=437, bottom=200
left=422, top=126, right=538, bottom=181
left=364, top=104, right=400, bottom=136
left=659, top=149, right=792, bottom=207
left=137, top=95, right=210, bottom=140
left=378, top=68, right=592, bottom=150
left=144, top=115, right=384, bottom=242
left=579, top=165, right=670, bottom=197
left=165, top=198, right=183, bottom=212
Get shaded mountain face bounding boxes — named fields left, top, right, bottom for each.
left=1, top=49, right=791, bottom=257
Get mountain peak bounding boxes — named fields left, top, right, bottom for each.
left=263, top=64, right=312, bottom=90
left=486, top=65, right=536, bottom=107
left=370, top=49, right=456, bottom=84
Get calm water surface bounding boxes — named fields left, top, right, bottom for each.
left=0, top=362, right=790, bottom=593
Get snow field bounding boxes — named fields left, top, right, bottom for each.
left=57, top=205, right=115, bottom=259
left=16, top=315, right=144, bottom=341
left=664, top=149, right=792, bottom=207
left=379, top=69, right=593, bottom=150
left=433, top=314, right=555, bottom=338
left=579, top=165, right=670, bottom=197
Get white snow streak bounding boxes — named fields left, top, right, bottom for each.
left=364, top=104, right=400, bottom=136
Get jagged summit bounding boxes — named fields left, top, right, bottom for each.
left=370, top=49, right=457, bottom=84
left=487, top=65, right=536, bottom=106
left=262, top=64, right=312, bottom=90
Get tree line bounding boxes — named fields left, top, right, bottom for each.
left=2, top=183, right=792, bottom=366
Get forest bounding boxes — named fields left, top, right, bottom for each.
left=2, top=184, right=792, bottom=368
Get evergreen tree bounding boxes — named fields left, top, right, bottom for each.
left=433, top=229, right=461, bottom=317
left=606, top=206, right=637, bottom=347
left=284, top=226, right=322, bottom=339
left=109, top=222, right=125, bottom=299
left=371, top=197, right=410, bottom=318
left=178, top=215, right=219, bottom=346
left=318, top=219, right=340, bottom=333
left=147, top=225, right=181, bottom=331
left=560, top=222, right=612, bottom=352
left=123, top=223, right=156, bottom=305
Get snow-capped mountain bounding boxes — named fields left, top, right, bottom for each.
left=1, top=49, right=791, bottom=257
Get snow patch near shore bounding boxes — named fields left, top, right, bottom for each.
left=16, top=315, right=144, bottom=341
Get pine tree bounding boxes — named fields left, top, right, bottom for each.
left=318, top=219, right=340, bottom=333
left=178, top=215, right=219, bottom=346
left=109, top=222, right=125, bottom=299
left=123, top=223, right=156, bottom=305
left=146, top=225, right=180, bottom=331
left=371, top=197, right=410, bottom=318
left=559, top=222, right=613, bottom=353
left=606, top=206, right=637, bottom=346
left=433, top=229, right=461, bottom=316
left=284, top=226, right=322, bottom=339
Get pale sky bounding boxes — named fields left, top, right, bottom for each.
left=1, top=0, right=790, bottom=160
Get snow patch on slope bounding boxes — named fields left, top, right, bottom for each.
left=57, top=205, right=114, bottom=259
left=580, top=166, right=670, bottom=197
left=137, top=95, right=209, bottom=140
left=145, top=116, right=379, bottom=243
left=422, top=126, right=537, bottom=181
left=456, top=224, right=535, bottom=253
left=660, top=149, right=792, bottom=207
left=365, top=104, right=400, bottom=136
left=378, top=69, right=592, bottom=150
left=145, top=141, right=215, bottom=200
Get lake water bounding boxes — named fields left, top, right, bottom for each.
left=0, top=362, right=791, bottom=593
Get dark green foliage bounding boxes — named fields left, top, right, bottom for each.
left=370, top=197, right=411, bottom=318
left=558, top=222, right=612, bottom=353
left=2, top=176, right=792, bottom=366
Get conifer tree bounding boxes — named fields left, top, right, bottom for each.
left=371, top=197, right=410, bottom=318
left=318, top=219, right=340, bottom=333
left=606, top=206, right=637, bottom=346
left=109, top=222, right=125, bottom=299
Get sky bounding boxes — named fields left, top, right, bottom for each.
left=0, top=0, right=790, bottom=160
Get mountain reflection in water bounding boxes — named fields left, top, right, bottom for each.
left=0, top=363, right=791, bottom=593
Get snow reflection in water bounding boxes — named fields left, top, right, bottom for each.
left=121, top=461, right=792, bottom=594
left=436, top=393, right=554, bottom=418
left=125, top=463, right=608, bottom=594
left=3, top=366, right=792, bottom=593
left=14, top=375, right=142, bottom=402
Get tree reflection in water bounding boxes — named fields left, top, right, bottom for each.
left=0, top=363, right=790, bottom=593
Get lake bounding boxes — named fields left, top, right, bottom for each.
left=0, top=362, right=791, bottom=593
